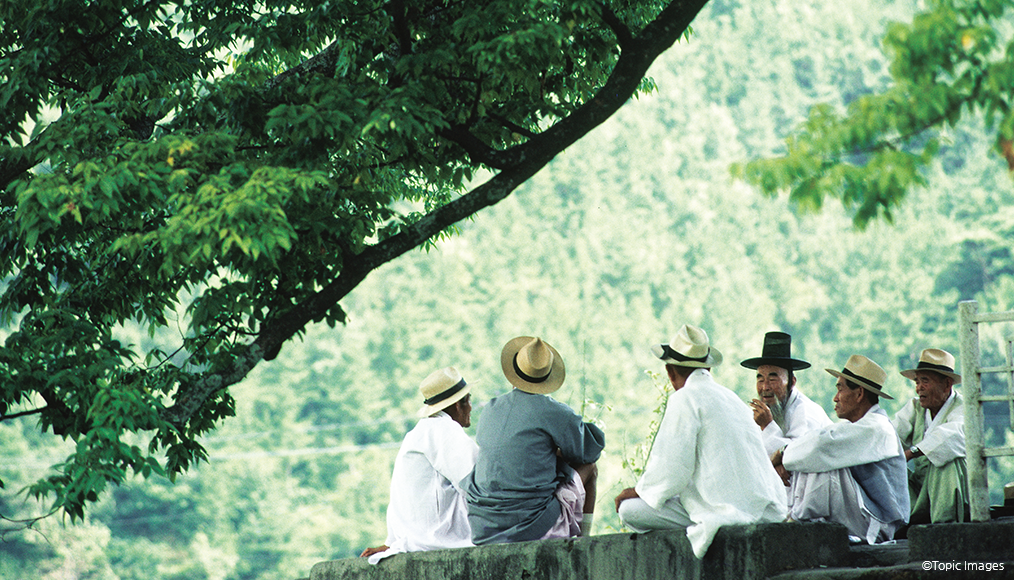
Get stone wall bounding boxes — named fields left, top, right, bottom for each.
left=309, top=522, right=850, bottom=580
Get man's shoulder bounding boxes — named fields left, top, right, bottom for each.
left=684, top=369, right=723, bottom=390
left=682, top=373, right=743, bottom=409
left=410, top=413, right=465, bottom=437
left=487, top=389, right=575, bottom=418
left=939, top=390, right=965, bottom=421
left=951, top=390, right=964, bottom=406
left=891, top=397, right=920, bottom=420
left=791, top=389, right=830, bottom=413
left=858, top=406, right=896, bottom=432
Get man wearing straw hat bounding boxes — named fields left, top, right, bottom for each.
left=464, top=336, right=604, bottom=544
left=361, top=367, right=479, bottom=563
left=771, top=355, right=910, bottom=544
left=892, top=348, right=968, bottom=523
left=614, top=324, right=787, bottom=559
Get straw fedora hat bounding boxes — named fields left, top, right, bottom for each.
left=651, top=324, right=723, bottom=368
left=826, top=355, right=893, bottom=400
left=418, top=366, right=472, bottom=416
left=501, top=336, right=566, bottom=394
left=740, top=331, right=811, bottom=371
left=900, top=348, right=962, bottom=384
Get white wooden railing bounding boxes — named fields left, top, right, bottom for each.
left=958, top=300, right=1014, bottom=521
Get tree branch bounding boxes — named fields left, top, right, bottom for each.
left=0, top=407, right=46, bottom=422
left=600, top=4, right=635, bottom=49
left=263, top=40, right=343, bottom=91
left=0, top=146, right=43, bottom=193
left=160, top=0, right=710, bottom=428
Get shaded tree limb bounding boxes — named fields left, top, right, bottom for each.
left=162, top=0, right=709, bottom=427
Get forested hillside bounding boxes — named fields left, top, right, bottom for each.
left=3, top=0, right=1013, bottom=578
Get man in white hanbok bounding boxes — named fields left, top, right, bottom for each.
left=771, top=355, right=909, bottom=544
left=741, top=332, right=832, bottom=495
left=893, top=348, right=968, bottom=523
left=361, top=367, right=479, bottom=563
left=614, top=325, right=787, bottom=559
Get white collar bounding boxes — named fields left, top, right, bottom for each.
left=924, top=389, right=957, bottom=427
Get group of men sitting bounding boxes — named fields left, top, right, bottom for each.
left=360, top=326, right=968, bottom=563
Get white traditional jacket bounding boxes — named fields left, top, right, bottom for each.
left=370, top=411, right=479, bottom=564
left=759, top=388, right=833, bottom=456
left=783, top=405, right=909, bottom=534
left=892, top=390, right=965, bottom=467
left=635, top=369, right=787, bottom=558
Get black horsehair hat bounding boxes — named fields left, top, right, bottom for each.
left=740, top=331, right=811, bottom=371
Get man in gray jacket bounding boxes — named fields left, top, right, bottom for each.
left=465, top=336, right=604, bottom=544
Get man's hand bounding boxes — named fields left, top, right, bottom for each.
left=614, top=487, right=640, bottom=512
left=749, top=398, right=773, bottom=429
left=774, top=464, right=792, bottom=487
left=770, top=447, right=791, bottom=486
left=360, top=545, right=389, bottom=558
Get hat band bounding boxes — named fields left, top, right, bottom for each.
left=662, top=344, right=709, bottom=364
left=842, top=367, right=881, bottom=390
left=513, top=354, right=551, bottom=384
left=423, top=379, right=467, bottom=406
left=916, top=361, right=955, bottom=374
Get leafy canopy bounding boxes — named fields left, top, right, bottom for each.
left=734, top=0, right=1014, bottom=227
left=0, top=0, right=705, bottom=521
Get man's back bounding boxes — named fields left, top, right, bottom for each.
left=636, top=369, right=787, bottom=555
left=465, top=388, right=605, bottom=544
left=385, top=413, right=478, bottom=553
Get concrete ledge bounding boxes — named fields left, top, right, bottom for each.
left=908, top=519, right=1014, bottom=562
left=767, top=521, right=1014, bottom=580
left=310, top=522, right=849, bottom=580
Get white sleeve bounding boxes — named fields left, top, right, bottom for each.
left=636, top=392, right=699, bottom=509
left=892, top=399, right=917, bottom=447
left=760, top=422, right=788, bottom=456
left=919, top=406, right=965, bottom=466
left=783, top=416, right=897, bottom=473
left=428, top=419, right=479, bottom=490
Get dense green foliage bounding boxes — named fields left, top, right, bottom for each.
left=3, top=0, right=1014, bottom=579
left=735, top=0, right=1014, bottom=228
left=0, top=0, right=705, bottom=522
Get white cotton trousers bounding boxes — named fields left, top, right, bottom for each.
left=617, top=496, right=693, bottom=532
left=790, top=469, right=899, bottom=544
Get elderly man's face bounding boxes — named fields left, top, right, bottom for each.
left=756, top=365, right=791, bottom=407
left=833, top=377, right=865, bottom=422
left=913, top=371, right=952, bottom=416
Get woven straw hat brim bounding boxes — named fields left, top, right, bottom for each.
left=501, top=336, right=566, bottom=394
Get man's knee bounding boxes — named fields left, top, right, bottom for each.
left=574, top=462, right=598, bottom=487
left=617, top=497, right=652, bottom=530
left=616, top=497, right=639, bottom=521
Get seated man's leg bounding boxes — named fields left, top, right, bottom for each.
left=573, top=462, right=598, bottom=515
left=618, top=496, right=692, bottom=532
left=791, top=469, right=869, bottom=540
left=907, top=458, right=932, bottom=525
left=574, top=462, right=598, bottom=535
left=540, top=468, right=586, bottom=540
left=923, top=457, right=968, bottom=523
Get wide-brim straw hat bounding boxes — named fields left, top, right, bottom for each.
left=501, top=336, right=566, bottom=394
left=826, top=354, right=893, bottom=400
left=740, top=331, right=811, bottom=371
left=418, top=366, right=472, bottom=416
left=900, top=348, right=962, bottom=384
left=651, top=324, right=723, bottom=368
